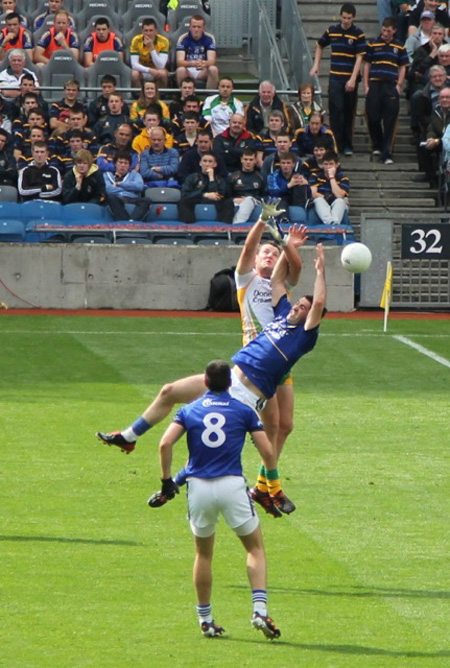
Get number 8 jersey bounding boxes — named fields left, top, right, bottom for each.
left=174, top=390, right=264, bottom=479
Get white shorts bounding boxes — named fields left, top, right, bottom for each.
left=186, top=66, right=208, bottom=80
left=230, top=368, right=266, bottom=413
left=187, top=476, right=259, bottom=538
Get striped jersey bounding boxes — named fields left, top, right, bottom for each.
left=317, top=23, right=366, bottom=80
left=364, top=37, right=408, bottom=82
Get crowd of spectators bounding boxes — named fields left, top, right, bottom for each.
left=0, top=6, right=352, bottom=226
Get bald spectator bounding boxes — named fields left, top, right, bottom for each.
left=0, top=49, right=39, bottom=99
left=213, top=113, right=262, bottom=172
left=245, top=80, right=289, bottom=135
left=202, top=77, right=244, bottom=136
left=34, top=10, right=80, bottom=66
left=82, top=17, right=124, bottom=68
left=294, top=112, right=337, bottom=157
left=176, top=15, right=218, bottom=89
left=132, top=106, right=174, bottom=154
left=139, top=126, right=179, bottom=187
left=96, top=123, right=138, bottom=173
left=130, top=18, right=169, bottom=87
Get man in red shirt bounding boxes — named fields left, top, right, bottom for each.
left=82, top=17, right=124, bottom=68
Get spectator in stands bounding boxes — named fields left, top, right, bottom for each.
left=174, top=111, right=200, bottom=155
left=0, top=49, right=39, bottom=99
left=213, top=113, right=262, bottom=173
left=34, top=10, right=80, bottom=66
left=228, top=148, right=264, bottom=223
left=260, top=131, right=296, bottom=182
left=11, top=73, right=48, bottom=121
left=407, top=24, right=447, bottom=100
left=178, top=129, right=227, bottom=183
left=364, top=17, right=408, bottom=164
left=411, top=64, right=449, bottom=142
left=132, top=106, right=174, bottom=153
left=301, top=137, right=328, bottom=180
left=96, top=122, right=138, bottom=173
left=171, top=94, right=207, bottom=136
left=417, top=86, right=450, bottom=186
left=139, top=126, right=179, bottom=188
left=1, top=0, right=28, bottom=27
left=287, top=83, right=325, bottom=133
left=310, top=150, right=349, bottom=225
left=309, top=3, right=365, bottom=156
left=104, top=150, right=151, bottom=221
left=82, top=17, right=124, bottom=68
left=265, top=150, right=310, bottom=210
left=257, top=109, right=287, bottom=166
left=18, top=140, right=62, bottom=201
left=57, top=128, right=83, bottom=173
left=49, top=79, right=86, bottom=136
left=62, top=149, right=105, bottom=204
left=405, top=11, right=435, bottom=62
left=32, top=0, right=75, bottom=31
left=129, top=80, right=170, bottom=126
left=0, top=12, right=33, bottom=61
left=88, top=75, right=129, bottom=127
left=179, top=151, right=233, bottom=224
left=168, top=76, right=196, bottom=119
left=53, top=104, right=97, bottom=155
left=434, top=43, right=450, bottom=78
left=11, top=92, right=40, bottom=125
left=176, top=15, right=219, bottom=89
left=93, top=93, right=130, bottom=145
left=0, top=97, right=12, bottom=133
left=245, top=80, right=289, bottom=135
left=408, top=0, right=450, bottom=37
left=202, top=77, right=244, bottom=137
left=130, top=17, right=169, bottom=88
left=294, top=112, right=337, bottom=158
left=16, top=126, right=47, bottom=168
left=13, top=107, right=48, bottom=161
left=0, top=127, right=17, bottom=185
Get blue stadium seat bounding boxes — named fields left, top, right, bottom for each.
left=115, top=236, right=153, bottom=244
left=0, top=202, right=22, bottom=219
left=0, top=219, right=25, bottom=241
left=249, top=204, right=262, bottom=222
left=147, top=204, right=181, bottom=222
left=288, top=206, right=308, bottom=223
left=71, top=236, right=111, bottom=244
left=194, top=204, right=217, bottom=222
left=63, top=203, right=106, bottom=222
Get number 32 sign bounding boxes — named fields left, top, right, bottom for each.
left=401, top=224, right=450, bottom=259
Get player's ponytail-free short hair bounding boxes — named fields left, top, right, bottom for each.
left=205, top=360, right=231, bottom=392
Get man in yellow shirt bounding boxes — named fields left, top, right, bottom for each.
left=132, top=107, right=174, bottom=153
left=130, top=18, right=169, bottom=87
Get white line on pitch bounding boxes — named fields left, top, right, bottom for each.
left=0, top=330, right=449, bottom=337
left=394, top=335, right=450, bottom=369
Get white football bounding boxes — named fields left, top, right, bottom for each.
left=341, top=243, right=372, bottom=273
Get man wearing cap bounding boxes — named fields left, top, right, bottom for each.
left=405, top=10, right=435, bottom=62
left=408, top=0, right=450, bottom=37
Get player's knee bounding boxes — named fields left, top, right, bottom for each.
left=279, top=418, right=294, bottom=439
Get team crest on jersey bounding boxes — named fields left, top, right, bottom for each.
left=348, top=38, right=353, bottom=45
left=202, top=398, right=230, bottom=407
left=393, top=47, right=398, bottom=54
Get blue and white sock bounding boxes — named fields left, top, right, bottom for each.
left=252, top=589, right=267, bottom=617
left=197, top=603, right=213, bottom=625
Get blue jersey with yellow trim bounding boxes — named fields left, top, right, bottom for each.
left=232, top=295, right=319, bottom=398
left=174, top=390, right=263, bottom=479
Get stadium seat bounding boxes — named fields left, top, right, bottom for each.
left=0, top=219, right=25, bottom=241
left=21, top=200, right=64, bottom=221
left=0, top=201, right=21, bottom=218
left=153, top=236, right=191, bottom=245
left=41, top=50, right=86, bottom=101
left=63, top=202, right=106, bottom=222
left=145, top=187, right=181, bottom=203
left=75, top=1, right=121, bottom=30
left=121, top=1, right=166, bottom=34
left=288, top=206, right=308, bottom=223
left=195, top=237, right=230, bottom=245
left=86, top=51, right=132, bottom=99
left=147, top=203, right=180, bottom=222
left=194, top=204, right=217, bottom=222
left=78, top=18, right=124, bottom=48
left=71, top=236, right=111, bottom=244
left=168, top=0, right=211, bottom=31
left=248, top=204, right=262, bottom=222
left=0, top=185, right=19, bottom=202
left=115, top=236, right=153, bottom=244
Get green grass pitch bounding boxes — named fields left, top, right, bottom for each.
left=1, top=313, right=449, bottom=668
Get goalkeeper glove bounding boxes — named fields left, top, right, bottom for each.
left=260, top=198, right=286, bottom=222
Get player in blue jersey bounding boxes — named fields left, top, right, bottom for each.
left=149, top=359, right=281, bottom=639
left=97, top=238, right=327, bottom=514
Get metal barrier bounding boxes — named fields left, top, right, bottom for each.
left=279, top=0, right=321, bottom=98
left=246, top=0, right=289, bottom=91
left=360, top=213, right=450, bottom=309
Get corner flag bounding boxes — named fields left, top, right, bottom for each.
left=380, top=261, right=393, bottom=332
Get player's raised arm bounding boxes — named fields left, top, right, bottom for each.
left=269, top=225, right=306, bottom=306
left=284, top=223, right=307, bottom=286
left=235, top=217, right=266, bottom=275
left=305, top=243, right=327, bottom=331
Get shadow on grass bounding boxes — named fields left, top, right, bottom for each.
left=219, top=637, right=450, bottom=658
left=228, top=584, right=450, bottom=599
left=0, top=535, right=144, bottom=546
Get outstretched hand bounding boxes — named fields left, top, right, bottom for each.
left=260, top=198, right=286, bottom=222
left=287, top=224, right=308, bottom=249
left=314, top=243, right=325, bottom=272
